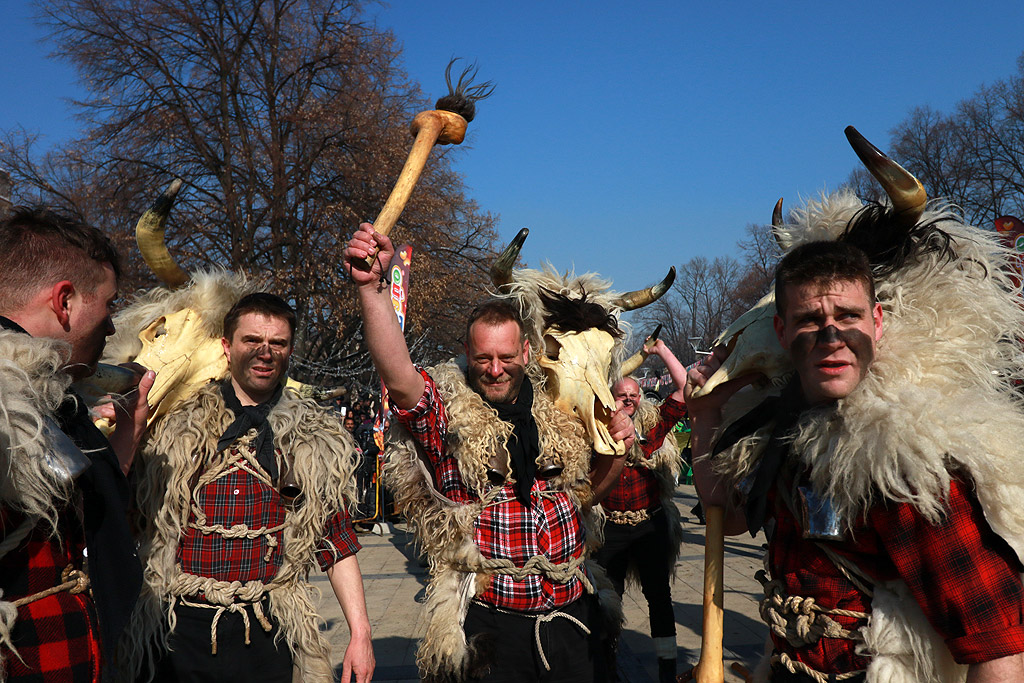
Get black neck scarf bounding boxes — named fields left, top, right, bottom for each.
left=217, top=380, right=284, bottom=481
left=491, top=376, right=540, bottom=508
left=712, top=379, right=809, bottom=536
left=0, top=315, right=29, bottom=335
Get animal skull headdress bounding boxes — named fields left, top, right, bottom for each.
left=489, top=229, right=675, bottom=455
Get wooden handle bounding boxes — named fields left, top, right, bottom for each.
left=360, top=109, right=468, bottom=269
left=694, top=505, right=726, bottom=683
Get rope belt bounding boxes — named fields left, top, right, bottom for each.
left=169, top=571, right=276, bottom=654
left=459, top=554, right=594, bottom=594
left=11, top=565, right=90, bottom=608
left=472, top=600, right=591, bottom=672
left=606, top=505, right=662, bottom=526
left=757, top=570, right=867, bottom=682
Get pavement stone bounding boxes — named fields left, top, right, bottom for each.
left=314, top=484, right=768, bottom=682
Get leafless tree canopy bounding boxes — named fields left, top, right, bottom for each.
left=845, top=51, right=1024, bottom=228
left=2, top=0, right=501, bottom=386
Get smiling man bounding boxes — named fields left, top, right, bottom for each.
left=131, top=293, right=374, bottom=683
left=687, top=241, right=1024, bottom=682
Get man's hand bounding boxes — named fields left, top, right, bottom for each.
left=93, top=363, right=155, bottom=475
left=341, top=630, right=375, bottom=683
left=343, top=223, right=395, bottom=288
left=684, top=345, right=760, bottom=419
left=607, top=408, right=636, bottom=452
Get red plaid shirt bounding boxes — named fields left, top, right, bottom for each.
left=602, top=398, right=687, bottom=513
left=768, top=476, right=1024, bottom=673
left=0, top=506, right=101, bottom=683
left=393, top=368, right=586, bottom=612
left=177, top=445, right=360, bottom=585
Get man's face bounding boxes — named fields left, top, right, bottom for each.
left=612, top=378, right=641, bottom=418
left=773, top=278, right=883, bottom=405
left=65, top=263, right=118, bottom=379
left=465, top=320, right=529, bottom=404
left=344, top=416, right=355, bottom=432
left=222, top=312, right=293, bottom=404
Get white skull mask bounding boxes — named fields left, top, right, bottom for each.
left=538, top=327, right=624, bottom=455
left=691, top=291, right=792, bottom=398
left=133, top=307, right=229, bottom=424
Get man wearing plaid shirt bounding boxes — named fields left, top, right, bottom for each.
left=345, top=225, right=634, bottom=682
left=137, top=294, right=374, bottom=683
left=0, top=208, right=153, bottom=682
left=597, top=338, right=688, bottom=683
left=687, top=241, right=1024, bottom=682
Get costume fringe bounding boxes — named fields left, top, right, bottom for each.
left=118, top=383, right=357, bottom=682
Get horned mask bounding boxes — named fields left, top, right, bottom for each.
left=491, top=229, right=675, bottom=455
left=692, top=126, right=929, bottom=398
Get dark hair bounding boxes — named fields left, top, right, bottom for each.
left=0, top=206, right=121, bottom=311
left=223, top=292, right=297, bottom=341
left=774, top=241, right=875, bottom=316
left=539, top=287, right=622, bottom=338
left=464, top=298, right=525, bottom=345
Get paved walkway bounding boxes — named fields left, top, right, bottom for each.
left=314, top=484, right=768, bottom=682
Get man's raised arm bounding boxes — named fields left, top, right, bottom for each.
left=343, top=223, right=425, bottom=410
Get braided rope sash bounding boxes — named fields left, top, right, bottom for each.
left=606, top=508, right=650, bottom=526
left=173, top=447, right=285, bottom=653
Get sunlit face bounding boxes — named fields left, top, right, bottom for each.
left=222, top=312, right=293, bottom=404
left=612, top=378, right=641, bottom=418
left=465, top=320, right=529, bottom=404
left=773, top=278, right=883, bottom=405
left=65, top=263, right=118, bottom=379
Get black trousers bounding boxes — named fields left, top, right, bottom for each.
left=594, top=507, right=676, bottom=639
left=462, top=595, right=611, bottom=683
left=151, top=601, right=292, bottom=683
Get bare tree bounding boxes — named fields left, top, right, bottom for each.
left=2, top=0, right=500, bottom=385
left=845, top=52, right=1024, bottom=229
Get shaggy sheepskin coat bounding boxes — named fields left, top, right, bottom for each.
left=120, top=383, right=359, bottom=683
left=385, top=362, right=621, bottom=681
left=715, top=191, right=1024, bottom=683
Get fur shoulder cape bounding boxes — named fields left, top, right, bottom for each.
left=384, top=361, right=620, bottom=680
left=0, top=329, right=73, bottom=530
left=121, top=382, right=358, bottom=683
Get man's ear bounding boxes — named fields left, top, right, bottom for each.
left=773, top=314, right=786, bottom=348
left=50, top=280, right=75, bottom=329
left=221, top=337, right=232, bottom=362
left=521, top=338, right=530, bottom=363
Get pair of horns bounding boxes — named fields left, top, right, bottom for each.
left=490, top=227, right=676, bottom=311
left=771, top=127, right=928, bottom=233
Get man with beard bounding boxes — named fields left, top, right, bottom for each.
left=687, top=241, right=1024, bottom=682
left=345, top=225, right=633, bottom=682
left=135, top=293, right=374, bottom=683
left=0, top=207, right=152, bottom=681
left=598, top=339, right=688, bottom=683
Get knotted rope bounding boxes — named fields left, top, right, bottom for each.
left=771, top=651, right=864, bottom=683
left=606, top=508, right=649, bottom=526
left=461, top=553, right=594, bottom=594
left=11, top=565, right=90, bottom=608
left=170, top=572, right=276, bottom=654
left=757, top=570, right=867, bottom=647
left=474, top=601, right=592, bottom=672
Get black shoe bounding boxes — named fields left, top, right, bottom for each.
left=690, top=503, right=705, bottom=525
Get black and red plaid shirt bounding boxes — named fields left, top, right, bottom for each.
left=767, top=476, right=1024, bottom=673
left=602, top=398, right=687, bottom=513
left=393, top=368, right=586, bottom=612
left=0, top=506, right=101, bottom=683
left=177, top=445, right=360, bottom=585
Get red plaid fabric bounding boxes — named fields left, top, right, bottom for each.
left=768, top=476, right=1024, bottom=673
left=602, top=398, right=687, bottom=513
left=393, top=368, right=587, bottom=612
left=0, top=507, right=101, bottom=683
left=177, top=447, right=360, bottom=584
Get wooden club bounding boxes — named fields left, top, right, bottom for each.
left=693, top=504, right=726, bottom=682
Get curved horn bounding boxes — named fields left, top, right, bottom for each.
left=620, top=324, right=662, bottom=376
left=845, top=126, right=927, bottom=226
left=490, top=228, right=529, bottom=288
left=614, top=266, right=676, bottom=311
left=771, top=197, right=785, bottom=250
left=136, top=178, right=189, bottom=288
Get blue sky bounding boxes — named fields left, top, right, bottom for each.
left=3, top=1, right=1024, bottom=291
